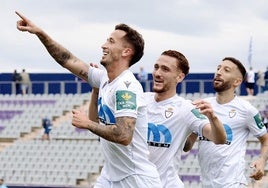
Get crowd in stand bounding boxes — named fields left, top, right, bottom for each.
left=12, top=69, right=31, bottom=95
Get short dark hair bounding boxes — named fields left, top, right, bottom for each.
left=161, top=50, right=190, bottom=76
left=222, top=57, right=246, bottom=80
left=115, top=24, right=144, bottom=67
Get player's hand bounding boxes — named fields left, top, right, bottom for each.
left=15, top=11, right=40, bottom=34
left=192, top=99, right=214, bottom=119
left=89, top=62, right=99, bottom=68
left=72, top=109, right=89, bottom=129
left=249, top=159, right=265, bottom=180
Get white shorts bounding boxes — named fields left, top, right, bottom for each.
left=94, top=174, right=162, bottom=188
left=21, top=84, right=28, bottom=91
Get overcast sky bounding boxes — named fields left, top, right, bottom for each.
left=2, top=0, right=268, bottom=74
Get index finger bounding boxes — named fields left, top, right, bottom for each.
left=15, top=11, right=27, bottom=21
left=72, top=109, right=79, bottom=114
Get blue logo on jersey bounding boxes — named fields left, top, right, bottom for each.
left=98, top=97, right=116, bottom=125
left=147, top=123, right=172, bottom=148
left=224, top=124, right=233, bottom=145
left=199, top=124, right=233, bottom=145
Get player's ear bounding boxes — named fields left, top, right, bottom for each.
left=122, top=48, right=133, bottom=57
left=176, top=72, right=185, bottom=83
left=233, top=77, right=242, bottom=87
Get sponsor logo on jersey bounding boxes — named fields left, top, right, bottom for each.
left=116, top=90, right=136, bottom=110
left=147, top=123, right=171, bottom=148
left=124, top=81, right=131, bottom=88
left=199, top=124, right=233, bottom=145
left=191, top=109, right=206, bottom=119
left=254, top=113, right=264, bottom=129
left=98, top=97, right=116, bottom=125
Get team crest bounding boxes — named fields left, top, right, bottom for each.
left=229, top=109, right=236, bottom=118
left=165, top=107, right=174, bottom=118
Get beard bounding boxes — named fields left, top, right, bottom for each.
left=100, top=60, right=107, bottom=67
left=152, top=83, right=168, bottom=93
left=213, top=80, right=232, bottom=92
left=153, top=87, right=165, bottom=93
left=100, top=53, right=119, bottom=68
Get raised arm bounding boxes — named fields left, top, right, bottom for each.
left=193, top=99, right=226, bottom=144
left=15, top=11, right=89, bottom=81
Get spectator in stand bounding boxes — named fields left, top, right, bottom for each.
left=42, top=117, right=52, bottom=140
left=20, top=69, right=31, bottom=95
left=0, top=178, right=8, bottom=188
left=256, top=70, right=265, bottom=94
left=245, top=66, right=255, bottom=96
left=12, top=69, right=21, bottom=94
left=265, top=66, right=268, bottom=91
left=137, top=66, right=148, bottom=91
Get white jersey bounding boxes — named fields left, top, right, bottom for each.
left=145, top=92, right=209, bottom=188
left=88, top=68, right=160, bottom=182
left=198, top=96, right=266, bottom=188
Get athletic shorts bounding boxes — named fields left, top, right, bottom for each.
left=21, top=84, right=28, bottom=91
left=246, top=82, right=254, bottom=89
left=94, top=174, right=162, bottom=188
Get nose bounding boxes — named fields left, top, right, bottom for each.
left=216, top=68, right=222, bottom=75
left=101, top=40, right=108, bottom=49
left=101, top=43, right=106, bottom=49
left=153, top=68, right=161, bottom=78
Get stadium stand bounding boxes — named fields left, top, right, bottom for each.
left=0, top=93, right=103, bottom=187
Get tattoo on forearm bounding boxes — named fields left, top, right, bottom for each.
left=89, top=116, right=135, bottom=144
left=79, top=70, right=88, bottom=80
left=112, top=117, right=135, bottom=141
left=38, top=35, right=71, bottom=66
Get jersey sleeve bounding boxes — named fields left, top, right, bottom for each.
left=87, top=66, right=106, bottom=88
left=113, top=78, right=144, bottom=119
left=183, top=100, right=209, bottom=137
left=246, top=103, right=267, bottom=138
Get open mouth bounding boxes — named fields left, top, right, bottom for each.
left=213, top=78, right=223, bottom=84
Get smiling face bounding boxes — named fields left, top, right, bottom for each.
left=100, top=30, right=127, bottom=68
left=213, top=59, right=244, bottom=92
left=152, top=55, right=184, bottom=94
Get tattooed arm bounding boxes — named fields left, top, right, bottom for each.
left=72, top=109, right=135, bottom=145
left=88, top=88, right=99, bottom=123
left=16, top=11, right=89, bottom=81
left=183, top=132, right=198, bottom=152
